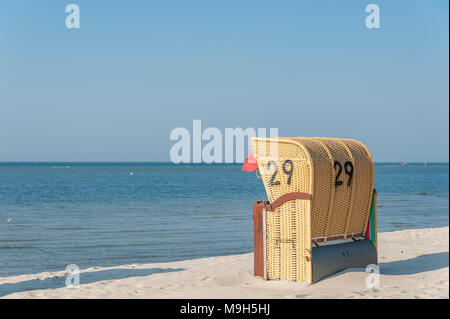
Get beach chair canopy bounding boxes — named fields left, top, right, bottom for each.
left=250, top=137, right=374, bottom=238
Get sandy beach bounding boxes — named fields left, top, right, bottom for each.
left=0, top=227, right=447, bottom=299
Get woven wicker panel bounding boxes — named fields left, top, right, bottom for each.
left=265, top=199, right=311, bottom=282
left=250, top=137, right=313, bottom=282
left=293, top=198, right=311, bottom=282
left=250, top=137, right=312, bottom=202
left=265, top=208, right=278, bottom=279
left=311, top=138, right=354, bottom=235
left=290, top=138, right=334, bottom=238
left=287, top=137, right=374, bottom=238
left=343, top=140, right=374, bottom=234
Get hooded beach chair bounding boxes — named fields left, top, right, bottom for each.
left=249, top=137, right=378, bottom=283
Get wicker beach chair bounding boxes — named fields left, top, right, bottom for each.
left=250, top=137, right=378, bottom=283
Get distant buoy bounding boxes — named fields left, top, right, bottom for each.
left=130, top=172, right=134, bottom=176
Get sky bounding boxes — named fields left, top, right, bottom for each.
left=0, top=0, right=448, bottom=162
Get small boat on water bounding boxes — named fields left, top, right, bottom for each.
left=401, top=161, right=408, bottom=166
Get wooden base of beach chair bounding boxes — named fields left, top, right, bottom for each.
left=253, top=191, right=378, bottom=282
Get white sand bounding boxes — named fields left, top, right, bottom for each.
left=0, top=227, right=448, bottom=299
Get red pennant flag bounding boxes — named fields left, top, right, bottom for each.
left=242, top=152, right=258, bottom=172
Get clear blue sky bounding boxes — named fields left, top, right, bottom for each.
left=0, top=0, right=448, bottom=162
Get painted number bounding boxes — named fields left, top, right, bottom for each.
left=268, top=160, right=294, bottom=186
left=334, top=160, right=354, bottom=187
left=268, top=161, right=280, bottom=186
left=282, top=160, right=294, bottom=185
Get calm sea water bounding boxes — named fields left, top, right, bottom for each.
left=0, top=163, right=448, bottom=277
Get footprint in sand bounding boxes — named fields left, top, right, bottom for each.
left=201, top=276, right=214, bottom=281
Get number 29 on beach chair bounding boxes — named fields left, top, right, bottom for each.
left=245, top=137, right=378, bottom=283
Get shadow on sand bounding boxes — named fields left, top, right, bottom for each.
left=317, top=251, right=448, bottom=282
left=379, top=251, right=448, bottom=275
left=0, top=267, right=184, bottom=297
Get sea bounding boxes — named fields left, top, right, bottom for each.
left=0, top=162, right=448, bottom=277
